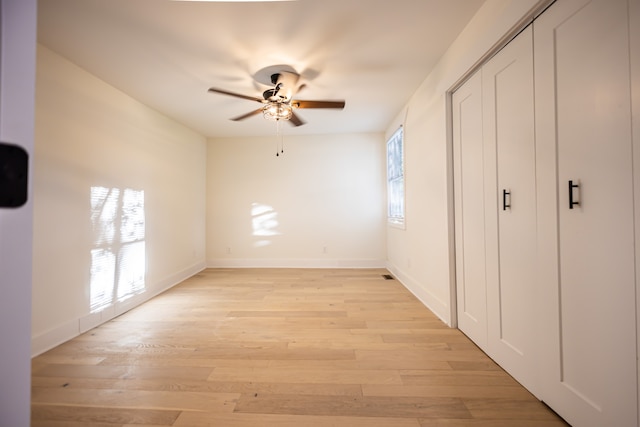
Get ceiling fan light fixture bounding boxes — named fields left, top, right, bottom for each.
left=263, top=103, right=292, bottom=121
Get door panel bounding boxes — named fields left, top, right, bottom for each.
left=482, top=26, right=538, bottom=396
left=534, top=0, right=637, bottom=425
left=453, top=72, right=488, bottom=350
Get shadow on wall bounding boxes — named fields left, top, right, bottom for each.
left=90, top=186, right=146, bottom=313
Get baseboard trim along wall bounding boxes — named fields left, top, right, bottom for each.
left=31, top=261, right=206, bottom=357
left=385, top=261, right=451, bottom=326
left=206, top=258, right=386, bottom=269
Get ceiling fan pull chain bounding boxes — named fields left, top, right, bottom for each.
left=276, top=119, right=281, bottom=156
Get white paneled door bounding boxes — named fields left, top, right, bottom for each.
left=481, top=26, right=538, bottom=397
left=535, top=0, right=638, bottom=425
left=453, top=71, right=488, bottom=351
left=453, top=26, right=538, bottom=394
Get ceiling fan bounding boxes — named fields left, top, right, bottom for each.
left=208, top=71, right=345, bottom=127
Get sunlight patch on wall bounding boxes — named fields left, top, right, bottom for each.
left=252, top=202, right=280, bottom=247
left=90, top=187, right=146, bottom=313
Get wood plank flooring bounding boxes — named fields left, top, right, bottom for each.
left=31, top=268, right=568, bottom=426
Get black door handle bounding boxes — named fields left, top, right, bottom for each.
left=569, top=180, right=580, bottom=209
left=503, top=189, right=511, bottom=211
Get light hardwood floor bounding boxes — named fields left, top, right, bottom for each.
left=31, top=268, right=568, bottom=426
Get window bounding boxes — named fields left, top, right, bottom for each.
left=387, top=126, right=404, bottom=226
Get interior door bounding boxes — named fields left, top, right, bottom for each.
left=534, top=0, right=638, bottom=425
left=482, top=26, right=539, bottom=397
left=452, top=71, right=488, bottom=351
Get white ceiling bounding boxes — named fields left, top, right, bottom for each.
left=37, top=0, right=485, bottom=138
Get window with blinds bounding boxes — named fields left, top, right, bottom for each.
left=387, top=126, right=405, bottom=227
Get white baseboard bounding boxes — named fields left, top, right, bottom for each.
left=385, top=261, right=452, bottom=326
left=207, top=258, right=386, bottom=269
left=31, top=261, right=206, bottom=357
left=31, top=319, right=80, bottom=358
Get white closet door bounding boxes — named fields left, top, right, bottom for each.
left=453, top=71, right=488, bottom=350
left=482, top=26, right=539, bottom=397
left=535, top=0, right=637, bottom=425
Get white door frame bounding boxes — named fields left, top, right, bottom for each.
left=0, top=0, right=37, bottom=425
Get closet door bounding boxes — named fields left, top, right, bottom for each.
left=452, top=71, right=488, bottom=350
left=535, top=0, right=637, bottom=425
left=482, top=26, right=538, bottom=396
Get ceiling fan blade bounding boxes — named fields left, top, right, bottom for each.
left=289, top=112, right=305, bottom=127
left=208, top=87, right=264, bottom=103
left=230, top=108, right=264, bottom=121
left=292, top=100, right=345, bottom=109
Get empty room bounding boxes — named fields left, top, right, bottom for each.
left=1, top=0, right=639, bottom=426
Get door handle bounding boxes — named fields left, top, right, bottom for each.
left=569, top=180, right=580, bottom=209
left=503, top=189, right=511, bottom=211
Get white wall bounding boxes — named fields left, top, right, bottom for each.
left=0, top=0, right=37, bottom=425
left=32, top=45, right=207, bottom=356
left=385, top=0, right=545, bottom=325
left=207, top=133, right=386, bottom=268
